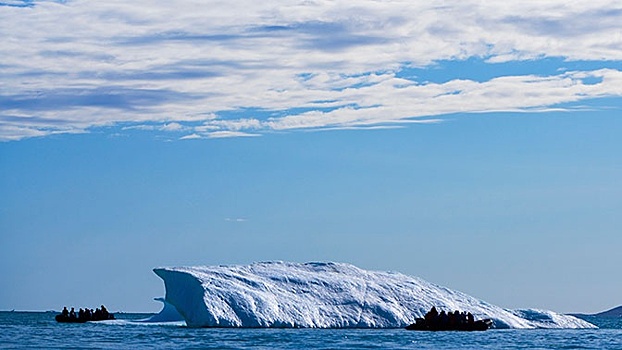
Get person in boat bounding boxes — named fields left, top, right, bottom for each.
left=467, top=312, right=474, bottom=325
left=438, top=310, right=448, bottom=327
left=448, top=310, right=456, bottom=327
left=454, top=310, right=464, bottom=326
left=101, top=305, right=109, bottom=320
left=84, top=308, right=92, bottom=321
left=69, top=307, right=76, bottom=320
left=424, top=306, right=439, bottom=324
left=62, top=307, right=69, bottom=318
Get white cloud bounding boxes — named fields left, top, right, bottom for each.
left=160, top=122, right=184, bottom=131
left=206, top=131, right=261, bottom=139
left=1, top=0, right=622, bottom=140
left=180, top=133, right=202, bottom=140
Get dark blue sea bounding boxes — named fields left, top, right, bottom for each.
left=1, top=312, right=621, bottom=349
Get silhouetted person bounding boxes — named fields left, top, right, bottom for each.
left=467, top=312, right=474, bottom=325
left=439, top=310, right=448, bottom=327
left=61, top=307, right=69, bottom=318
left=69, top=307, right=76, bottom=320
left=424, top=306, right=438, bottom=324
left=448, top=311, right=456, bottom=327
left=454, top=310, right=462, bottom=325
left=78, top=308, right=84, bottom=320
left=460, top=311, right=467, bottom=325
left=101, top=305, right=109, bottom=319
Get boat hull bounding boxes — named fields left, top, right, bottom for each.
left=55, top=314, right=115, bottom=323
left=405, top=318, right=493, bottom=331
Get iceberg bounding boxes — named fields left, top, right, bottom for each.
left=153, top=261, right=595, bottom=329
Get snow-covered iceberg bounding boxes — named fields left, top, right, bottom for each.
left=153, top=261, right=594, bottom=329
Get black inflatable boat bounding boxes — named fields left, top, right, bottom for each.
left=405, top=317, right=493, bottom=331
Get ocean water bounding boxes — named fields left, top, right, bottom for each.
left=1, top=312, right=621, bottom=349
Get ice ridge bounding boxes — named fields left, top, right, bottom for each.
left=153, top=261, right=595, bottom=329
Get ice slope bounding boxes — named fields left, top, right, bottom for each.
left=139, top=298, right=185, bottom=323
left=153, top=261, right=595, bottom=329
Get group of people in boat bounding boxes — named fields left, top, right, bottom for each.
left=405, top=306, right=492, bottom=331
left=424, top=306, right=475, bottom=327
left=56, top=305, right=114, bottom=322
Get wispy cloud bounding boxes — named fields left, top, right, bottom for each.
left=1, top=1, right=622, bottom=141
left=225, top=218, right=247, bottom=223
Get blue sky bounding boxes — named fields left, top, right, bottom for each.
left=1, top=0, right=621, bottom=313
